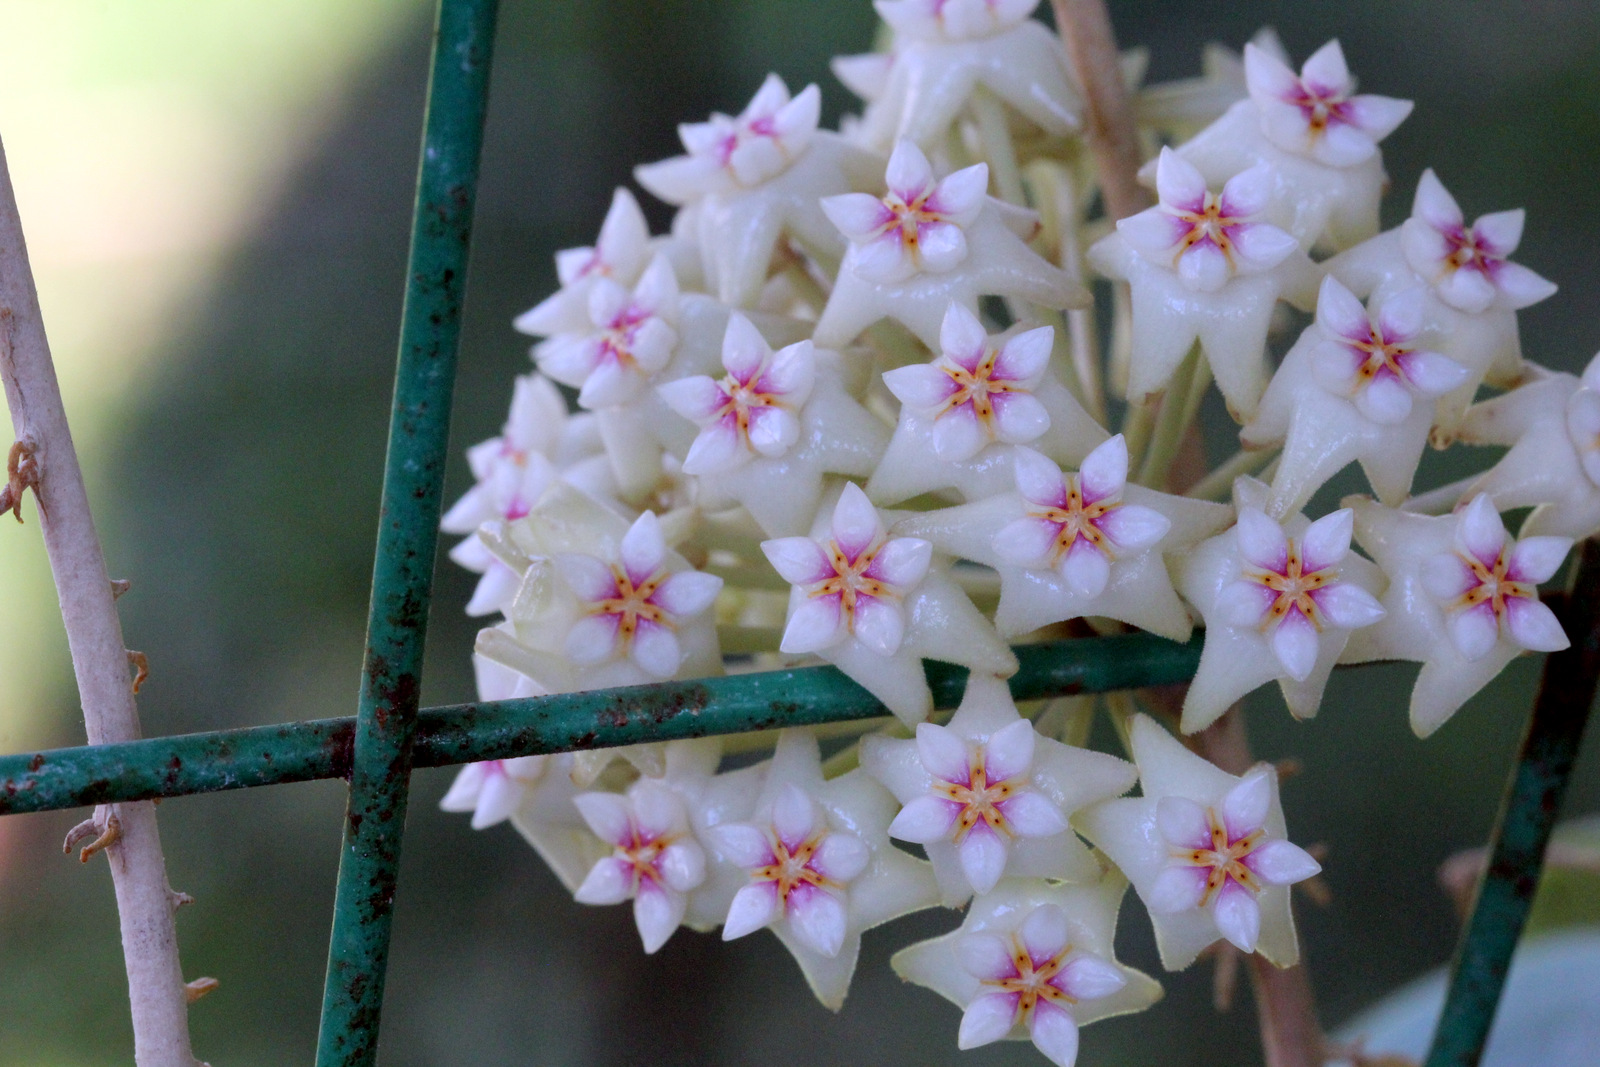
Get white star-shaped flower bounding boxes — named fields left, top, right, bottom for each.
left=1077, top=714, right=1321, bottom=968
left=893, top=437, right=1231, bottom=640
left=762, top=482, right=1017, bottom=724
left=892, top=873, right=1162, bottom=1067
left=658, top=313, right=888, bottom=535
left=1324, top=169, right=1557, bottom=439
left=442, top=373, right=599, bottom=616
left=1164, top=40, right=1411, bottom=252
left=814, top=141, right=1083, bottom=350
left=531, top=253, right=681, bottom=410
left=861, top=674, right=1135, bottom=904
left=1455, top=356, right=1600, bottom=541
left=513, top=187, right=653, bottom=337
left=867, top=301, right=1109, bottom=505
left=635, top=74, right=882, bottom=308
left=710, top=729, right=939, bottom=1009
left=1244, top=277, right=1469, bottom=515
left=1177, top=482, right=1386, bottom=733
left=1090, top=148, right=1313, bottom=419
left=1344, top=494, right=1572, bottom=737
left=841, top=1, right=1080, bottom=151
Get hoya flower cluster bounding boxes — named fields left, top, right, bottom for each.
left=437, top=6, right=1582, bottom=1064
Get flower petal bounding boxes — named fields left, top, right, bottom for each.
left=1213, top=882, right=1261, bottom=953
left=575, top=857, right=634, bottom=905
left=1079, top=434, right=1129, bottom=504
left=916, top=220, right=970, bottom=274
left=1422, top=552, right=1476, bottom=601
left=1117, top=208, right=1187, bottom=256
left=763, top=536, right=834, bottom=586
left=992, top=393, right=1051, bottom=445
left=1236, top=508, right=1289, bottom=572
left=1272, top=609, right=1319, bottom=681
left=939, top=301, right=989, bottom=365
left=773, top=783, right=817, bottom=851
left=813, top=832, right=870, bottom=883
left=885, top=140, right=935, bottom=200
left=853, top=595, right=907, bottom=655
left=1014, top=447, right=1068, bottom=507
left=1177, top=240, right=1230, bottom=292
left=1059, top=539, right=1111, bottom=598
left=630, top=622, right=682, bottom=678
left=1299, top=39, right=1350, bottom=94
left=994, top=516, right=1059, bottom=569
left=821, top=191, right=895, bottom=242
left=1355, top=372, right=1413, bottom=424
left=573, top=791, right=632, bottom=845
left=1057, top=955, right=1127, bottom=1002
left=566, top=612, right=621, bottom=664
left=1154, top=146, right=1206, bottom=213
left=1506, top=598, right=1570, bottom=653
left=1395, top=350, right=1468, bottom=398
left=657, top=840, right=707, bottom=893
left=956, top=933, right=1016, bottom=982
left=1230, top=222, right=1298, bottom=273
left=889, top=795, right=961, bottom=843
left=1216, top=579, right=1272, bottom=628
left=633, top=881, right=686, bottom=953
left=958, top=823, right=1009, bottom=894
left=682, top=420, right=747, bottom=475
left=958, top=992, right=1018, bottom=1050
left=1301, top=509, right=1353, bottom=572
left=1028, top=1003, right=1081, bottom=1067
left=864, top=536, right=933, bottom=588
left=984, top=719, right=1037, bottom=784
left=1493, top=262, right=1558, bottom=310
left=883, top=363, right=957, bottom=412
left=658, top=375, right=727, bottom=423
left=470, top=770, right=522, bottom=829
left=1315, top=275, right=1371, bottom=344
left=832, top=482, right=884, bottom=561
left=1412, top=169, right=1463, bottom=233
left=928, top=162, right=989, bottom=224
left=788, top=886, right=848, bottom=958
left=993, top=326, right=1054, bottom=383
left=1246, top=839, right=1321, bottom=886
left=917, top=722, right=973, bottom=785
left=557, top=553, right=620, bottom=602
left=1508, top=536, right=1574, bottom=585
left=1472, top=209, right=1524, bottom=257
left=1223, top=769, right=1273, bottom=840
left=710, top=823, right=775, bottom=868
left=1448, top=603, right=1500, bottom=661
left=653, top=570, right=723, bottom=619
left=722, top=881, right=781, bottom=940
left=746, top=407, right=800, bottom=458
left=1020, top=903, right=1071, bottom=962
left=998, top=791, right=1068, bottom=838
left=1457, top=494, right=1507, bottom=568
left=1097, top=503, right=1170, bottom=553
left=1147, top=864, right=1208, bottom=914
left=1219, top=163, right=1273, bottom=218
left=782, top=595, right=845, bottom=653
left=1313, top=583, right=1385, bottom=630
left=621, top=511, right=666, bottom=585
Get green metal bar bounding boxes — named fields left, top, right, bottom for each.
left=0, top=632, right=1203, bottom=815
left=316, top=1, right=498, bottom=1063
left=1424, top=540, right=1600, bottom=1067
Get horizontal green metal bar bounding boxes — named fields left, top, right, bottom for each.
left=0, top=632, right=1201, bottom=816
left=1425, top=545, right=1600, bottom=1067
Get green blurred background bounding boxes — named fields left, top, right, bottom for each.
left=0, top=1, right=1597, bottom=1063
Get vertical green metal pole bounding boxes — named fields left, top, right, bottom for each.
left=315, top=1, right=498, bottom=1063
left=1424, top=540, right=1600, bottom=1067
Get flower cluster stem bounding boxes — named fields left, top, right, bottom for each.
left=0, top=137, right=197, bottom=1066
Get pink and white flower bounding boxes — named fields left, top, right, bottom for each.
left=763, top=482, right=932, bottom=656
left=1117, top=149, right=1297, bottom=293
left=657, top=313, right=815, bottom=475
left=556, top=511, right=723, bottom=678
left=514, top=187, right=653, bottom=337
left=892, top=877, right=1161, bottom=1066
left=1077, top=714, right=1316, bottom=969
left=821, top=141, right=988, bottom=284
left=952, top=904, right=1129, bottom=1065
left=1400, top=169, right=1558, bottom=315
left=864, top=675, right=1135, bottom=902
left=1421, top=494, right=1572, bottom=660
left=1244, top=39, right=1412, bottom=167
left=1144, top=769, right=1322, bottom=954
left=439, top=755, right=550, bottom=830
left=713, top=781, right=871, bottom=959
left=533, top=254, right=680, bottom=410
left=1213, top=507, right=1385, bottom=683
left=573, top=779, right=708, bottom=953
left=875, top=0, right=1040, bottom=43
left=882, top=302, right=1052, bottom=461
left=634, top=75, right=821, bottom=201
left=1308, top=277, right=1467, bottom=424
left=991, top=438, right=1171, bottom=598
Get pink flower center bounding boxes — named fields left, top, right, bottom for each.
left=932, top=751, right=1020, bottom=843
left=981, top=934, right=1076, bottom=1020
left=586, top=564, right=671, bottom=649
left=751, top=831, right=838, bottom=901
left=1031, top=476, right=1122, bottom=564
left=1244, top=541, right=1337, bottom=632
left=1171, top=807, right=1265, bottom=905
left=1173, top=193, right=1247, bottom=267
left=935, top=347, right=1025, bottom=430
left=1440, top=226, right=1503, bottom=279
left=1450, top=547, right=1536, bottom=626
left=805, top=538, right=896, bottom=632
left=712, top=373, right=788, bottom=445
left=614, top=827, right=681, bottom=892
left=598, top=305, right=656, bottom=372
left=881, top=185, right=952, bottom=255
left=1344, top=323, right=1415, bottom=387
left=1285, top=79, right=1354, bottom=135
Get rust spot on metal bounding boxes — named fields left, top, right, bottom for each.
left=27, top=753, right=43, bottom=772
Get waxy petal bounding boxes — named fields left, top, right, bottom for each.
left=658, top=375, right=726, bottom=423
left=993, top=326, right=1054, bottom=383
left=1421, top=552, right=1476, bottom=601
left=723, top=881, right=782, bottom=940
left=789, top=887, right=848, bottom=957
left=633, top=881, right=686, bottom=953
left=928, top=162, right=989, bottom=224
left=682, top=420, right=745, bottom=475
left=1230, top=222, right=1298, bottom=272
left=955, top=933, right=1016, bottom=982
left=1472, top=208, right=1524, bottom=256
left=574, top=857, right=634, bottom=905
left=1014, top=447, right=1069, bottom=507
left=1060, top=539, right=1111, bottom=598
left=1448, top=603, right=1500, bottom=661
left=984, top=718, right=1037, bottom=784
left=573, top=792, right=632, bottom=845
left=1508, top=536, right=1573, bottom=585
left=885, top=140, right=935, bottom=200
left=1313, top=583, right=1385, bottom=630
left=1097, top=504, right=1170, bottom=553
left=1247, top=839, right=1322, bottom=886
left=853, top=595, right=907, bottom=655
left=1019, top=903, right=1071, bottom=961
left=865, top=536, right=933, bottom=589
left=1156, top=795, right=1212, bottom=850
left=1154, top=146, right=1206, bottom=214
left=1078, top=434, right=1129, bottom=503
left=763, top=536, right=834, bottom=586
left=958, top=992, right=1018, bottom=1050
left=711, top=823, right=775, bottom=868
left=1506, top=598, right=1570, bottom=653
left=720, top=313, right=770, bottom=383
left=1147, top=864, right=1208, bottom=914
left=813, top=832, right=870, bottom=883
left=746, top=407, right=800, bottom=457
left=620, top=511, right=666, bottom=585
left=1217, top=579, right=1273, bottom=628
left=1493, top=262, right=1558, bottom=310
left=884, top=363, right=959, bottom=412
left=631, top=622, right=682, bottom=678
left=1177, top=240, right=1230, bottom=292
left=1301, top=509, right=1354, bottom=572
left=1117, top=208, right=1187, bottom=256
left=772, top=782, right=817, bottom=851
left=998, top=791, right=1068, bottom=838
left=1457, top=494, right=1507, bottom=567
left=916, top=722, right=972, bottom=785
left=890, top=795, right=961, bottom=843
left=1236, top=508, right=1289, bottom=572
left=1029, top=1003, right=1081, bottom=1067
left=992, top=392, right=1051, bottom=444
left=657, top=840, right=707, bottom=893
left=781, top=596, right=845, bottom=653
left=939, top=301, right=989, bottom=365
left=1315, top=275, right=1371, bottom=343
left=1219, top=163, right=1273, bottom=219
left=1412, top=169, right=1464, bottom=232
left=1213, top=882, right=1261, bottom=953
left=822, top=192, right=895, bottom=242
left=653, top=571, right=723, bottom=618
left=958, top=823, right=1009, bottom=894
left=1395, top=350, right=1468, bottom=397
left=566, top=613, right=621, bottom=664
left=557, top=553, right=620, bottom=603
left=1271, top=609, right=1318, bottom=680
left=832, top=482, right=885, bottom=560
left=916, top=220, right=970, bottom=274
left=993, top=516, right=1059, bottom=568
left=1057, top=955, right=1127, bottom=1001
left=1223, top=770, right=1273, bottom=840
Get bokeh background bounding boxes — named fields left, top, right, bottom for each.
left=1, top=1, right=1598, bottom=1063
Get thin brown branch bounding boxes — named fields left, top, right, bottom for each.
left=1050, top=0, right=1151, bottom=221
left=0, top=135, right=198, bottom=1065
